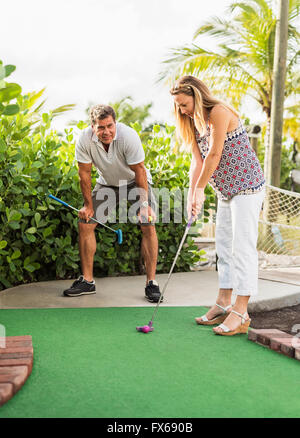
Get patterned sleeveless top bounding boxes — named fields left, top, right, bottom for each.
left=195, top=117, right=265, bottom=200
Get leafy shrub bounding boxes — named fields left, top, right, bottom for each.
left=0, top=62, right=213, bottom=290
left=257, top=137, right=296, bottom=190
left=134, top=121, right=215, bottom=273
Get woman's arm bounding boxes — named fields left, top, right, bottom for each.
left=195, top=105, right=231, bottom=189
left=187, top=141, right=203, bottom=218
left=189, top=141, right=203, bottom=193
left=190, top=106, right=232, bottom=218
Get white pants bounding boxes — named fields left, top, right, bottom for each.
left=215, top=188, right=265, bottom=296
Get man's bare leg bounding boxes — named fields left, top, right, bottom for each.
left=78, top=222, right=98, bottom=282
left=140, top=225, right=158, bottom=283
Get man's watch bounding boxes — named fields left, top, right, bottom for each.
left=141, top=200, right=149, bottom=208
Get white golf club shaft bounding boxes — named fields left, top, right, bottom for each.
left=58, top=202, right=117, bottom=234
left=149, top=217, right=195, bottom=324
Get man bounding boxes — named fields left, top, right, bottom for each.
left=63, top=104, right=162, bottom=302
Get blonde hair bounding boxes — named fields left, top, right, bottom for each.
left=170, top=76, right=239, bottom=150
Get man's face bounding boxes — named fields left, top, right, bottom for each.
left=92, top=116, right=116, bottom=145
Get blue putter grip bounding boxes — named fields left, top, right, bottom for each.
left=48, top=194, right=70, bottom=208
left=117, top=229, right=123, bottom=244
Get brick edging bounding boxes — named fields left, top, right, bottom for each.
left=0, top=336, right=33, bottom=406
left=248, top=328, right=300, bottom=360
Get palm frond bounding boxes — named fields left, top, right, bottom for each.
left=193, top=16, right=235, bottom=40
left=284, top=103, right=300, bottom=114
left=228, top=0, right=273, bottom=21
left=167, top=44, right=269, bottom=91
left=32, top=99, right=47, bottom=114
left=51, top=104, right=76, bottom=117
left=192, top=2, right=278, bottom=76
left=288, top=0, right=300, bottom=21
left=27, top=88, right=46, bottom=108
left=159, top=0, right=299, bottom=119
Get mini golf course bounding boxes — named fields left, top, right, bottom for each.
left=0, top=306, right=299, bottom=418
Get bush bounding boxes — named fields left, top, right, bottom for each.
left=0, top=63, right=213, bottom=290
left=0, top=111, right=80, bottom=288
left=256, top=132, right=296, bottom=190
left=134, top=121, right=214, bottom=272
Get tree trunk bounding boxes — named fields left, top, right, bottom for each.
left=263, top=117, right=271, bottom=182
left=267, top=0, right=289, bottom=187
left=261, top=0, right=289, bottom=253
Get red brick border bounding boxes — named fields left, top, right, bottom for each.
left=248, top=328, right=300, bottom=361
left=0, top=336, right=33, bottom=406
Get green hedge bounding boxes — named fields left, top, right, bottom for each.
left=0, top=64, right=214, bottom=290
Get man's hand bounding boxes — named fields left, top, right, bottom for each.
left=138, top=206, right=156, bottom=224
left=78, top=205, right=94, bottom=222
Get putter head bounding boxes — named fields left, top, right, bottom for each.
left=117, top=229, right=123, bottom=244
left=136, top=321, right=154, bottom=333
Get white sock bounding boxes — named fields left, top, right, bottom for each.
left=148, top=279, right=158, bottom=286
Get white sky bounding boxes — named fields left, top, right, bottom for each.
left=2, top=0, right=263, bottom=131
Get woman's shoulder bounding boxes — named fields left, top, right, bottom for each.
left=209, top=104, right=232, bottom=119
left=209, top=104, right=239, bottom=126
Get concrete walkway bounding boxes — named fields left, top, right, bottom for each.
left=1, top=269, right=300, bottom=312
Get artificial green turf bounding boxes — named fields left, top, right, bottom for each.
left=0, top=307, right=299, bottom=418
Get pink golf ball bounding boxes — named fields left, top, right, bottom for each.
left=143, top=326, right=150, bottom=333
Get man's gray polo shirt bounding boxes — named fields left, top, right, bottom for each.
left=75, top=122, right=153, bottom=187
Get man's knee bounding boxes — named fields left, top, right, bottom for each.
left=78, top=222, right=98, bottom=236
left=140, top=224, right=157, bottom=237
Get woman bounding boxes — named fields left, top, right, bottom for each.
left=170, top=76, right=265, bottom=336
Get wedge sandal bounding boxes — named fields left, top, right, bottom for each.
left=213, top=310, right=251, bottom=336
left=195, top=303, right=232, bottom=326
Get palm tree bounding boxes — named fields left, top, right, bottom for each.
left=160, top=0, right=300, bottom=166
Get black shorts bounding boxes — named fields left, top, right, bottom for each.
left=79, top=181, right=157, bottom=226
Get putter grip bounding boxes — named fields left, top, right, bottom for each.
left=48, top=194, right=70, bottom=208
left=141, top=215, right=152, bottom=223
left=187, top=216, right=195, bottom=228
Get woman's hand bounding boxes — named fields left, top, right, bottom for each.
left=187, top=189, right=194, bottom=220
left=191, top=188, right=205, bottom=218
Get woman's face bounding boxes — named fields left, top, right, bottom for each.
left=173, top=93, right=194, bottom=118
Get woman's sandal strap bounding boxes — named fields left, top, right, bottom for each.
left=231, top=310, right=249, bottom=323
left=200, top=315, right=209, bottom=322
left=215, top=303, right=232, bottom=313
left=217, top=323, right=230, bottom=332
left=198, top=304, right=232, bottom=322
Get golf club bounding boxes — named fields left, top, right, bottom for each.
left=136, top=215, right=196, bottom=333
left=48, top=193, right=123, bottom=244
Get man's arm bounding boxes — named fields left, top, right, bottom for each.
left=78, top=162, right=94, bottom=221
left=129, top=161, right=148, bottom=200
